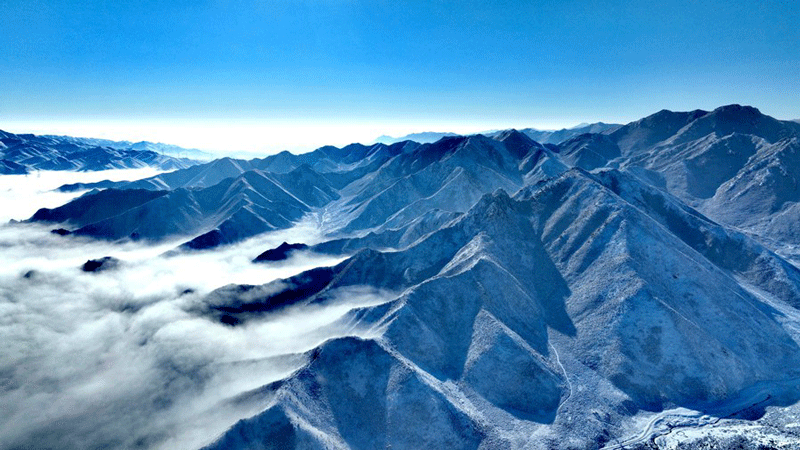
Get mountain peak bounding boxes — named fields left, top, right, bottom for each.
left=493, top=129, right=538, bottom=159
left=494, top=128, right=534, bottom=143
left=712, top=104, right=762, bottom=116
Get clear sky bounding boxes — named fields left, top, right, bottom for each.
left=3, top=0, right=799, bottom=154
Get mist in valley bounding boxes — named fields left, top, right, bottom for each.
left=0, top=170, right=389, bottom=450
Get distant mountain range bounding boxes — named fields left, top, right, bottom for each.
left=19, top=104, right=800, bottom=448
left=374, top=131, right=461, bottom=144
left=0, top=130, right=202, bottom=174
left=374, top=122, right=621, bottom=146
left=43, top=134, right=215, bottom=160
left=34, top=105, right=800, bottom=255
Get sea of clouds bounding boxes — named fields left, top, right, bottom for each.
left=0, top=170, right=391, bottom=450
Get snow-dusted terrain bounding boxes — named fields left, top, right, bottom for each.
left=5, top=105, right=800, bottom=449
left=373, top=123, right=621, bottom=146
left=0, top=130, right=200, bottom=174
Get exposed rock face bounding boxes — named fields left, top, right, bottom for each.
left=253, top=242, right=309, bottom=262
left=81, top=256, right=120, bottom=273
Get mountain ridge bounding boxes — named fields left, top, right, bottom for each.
left=42, top=134, right=214, bottom=160
left=0, top=129, right=199, bottom=173
left=373, top=123, right=621, bottom=146
left=31, top=104, right=800, bottom=255
left=199, top=167, right=800, bottom=449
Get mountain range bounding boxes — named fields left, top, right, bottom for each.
left=373, top=122, right=621, bottom=146
left=502, top=122, right=621, bottom=145
left=33, top=106, right=800, bottom=256
left=374, top=131, right=461, bottom=144
left=42, top=134, right=214, bottom=160
left=564, top=105, right=800, bottom=256
left=19, top=104, right=800, bottom=448
left=0, top=130, right=202, bottom=174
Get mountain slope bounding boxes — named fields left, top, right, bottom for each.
left=554, top=105, right=800, bottom=248
left=199, top=169, right=800, bottom=449
left=30, top=170, right=316, bottom=247
left=517, top=122, right=621, bottom=145
left=0, top=129, right=198, bottom=173
left=324, top=132, right=552, bottom=234
left=44, top=134, right=214, bottom=160
left=703, top=137, right=800, bottom=245
left=56, top=141, right=415, bottom=192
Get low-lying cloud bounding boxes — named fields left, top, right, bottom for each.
left=0, top=168, right=164, bottom=224
left=0, top=171, right=393, bottom=450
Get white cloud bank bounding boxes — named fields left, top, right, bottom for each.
left=0, top=171, right=391, bottom=450
left=0, top=168, right=164, bottom=223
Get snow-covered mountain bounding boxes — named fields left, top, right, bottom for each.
left=513, top=122, right=621, bottom=145
left=554, top=105, right=800, bottom=251
left=32, top=105, right=800, bottom=257
left=17, top=105, right=800, bottom=449
left=0, top=129, right=200, bottom=173
left=44, top=134, right=214, bottom=160
left=201, top=168, right=800, bottom=449
left=56, top=141, right=417, bottom=192
left=35, top=135, right=550, bottom=248
left=373, top=123, right=621, bottom=146
left=32, top=168, right=334, bottom=249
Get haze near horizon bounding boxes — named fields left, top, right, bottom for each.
left=3, top=0, right=799, bottom=154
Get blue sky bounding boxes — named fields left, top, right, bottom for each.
left=3, top=0, right=799, bottom=153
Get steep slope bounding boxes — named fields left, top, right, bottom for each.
left=605, top=109, right=709, bottom=155
left=555, top=105, right=800, bottom=248
left=661, top=104, right=800, bottom=147
left=30, top=170, right=314, bottom=247
left=0, top=159, right=28, bottom=175
left=0, top=129, right=198, bottom=173
left=704, top=137, right=800, bottom=245
left=38, top=131, right=568, bottom=250
left=31, top=189, right=169, bottom=227
left=324, top=132, right=549, bottom=234
left=555, top=133, right=621, bottom=170
left=36, top=134, right=553, bottom=249
left=199, top=169, right=800, bottom=449
left=56, top=141, right=414, bottom=193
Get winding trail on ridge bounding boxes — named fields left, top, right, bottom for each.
left=550, top=341, right=572, bottom=416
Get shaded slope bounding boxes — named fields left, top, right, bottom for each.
left=30, top=170, right=312, bottom=246
left=199, top=169, right=800, bottom=449
left=325, top=133, right=552, bottom=234
left=56, top=141, right=414, bottom=193
left=555, top=105, right=800, bottom=247
left=30, top=189, right=168, bottom=227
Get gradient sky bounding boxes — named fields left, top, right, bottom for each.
left=3, top=0, right=799, bottom=154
